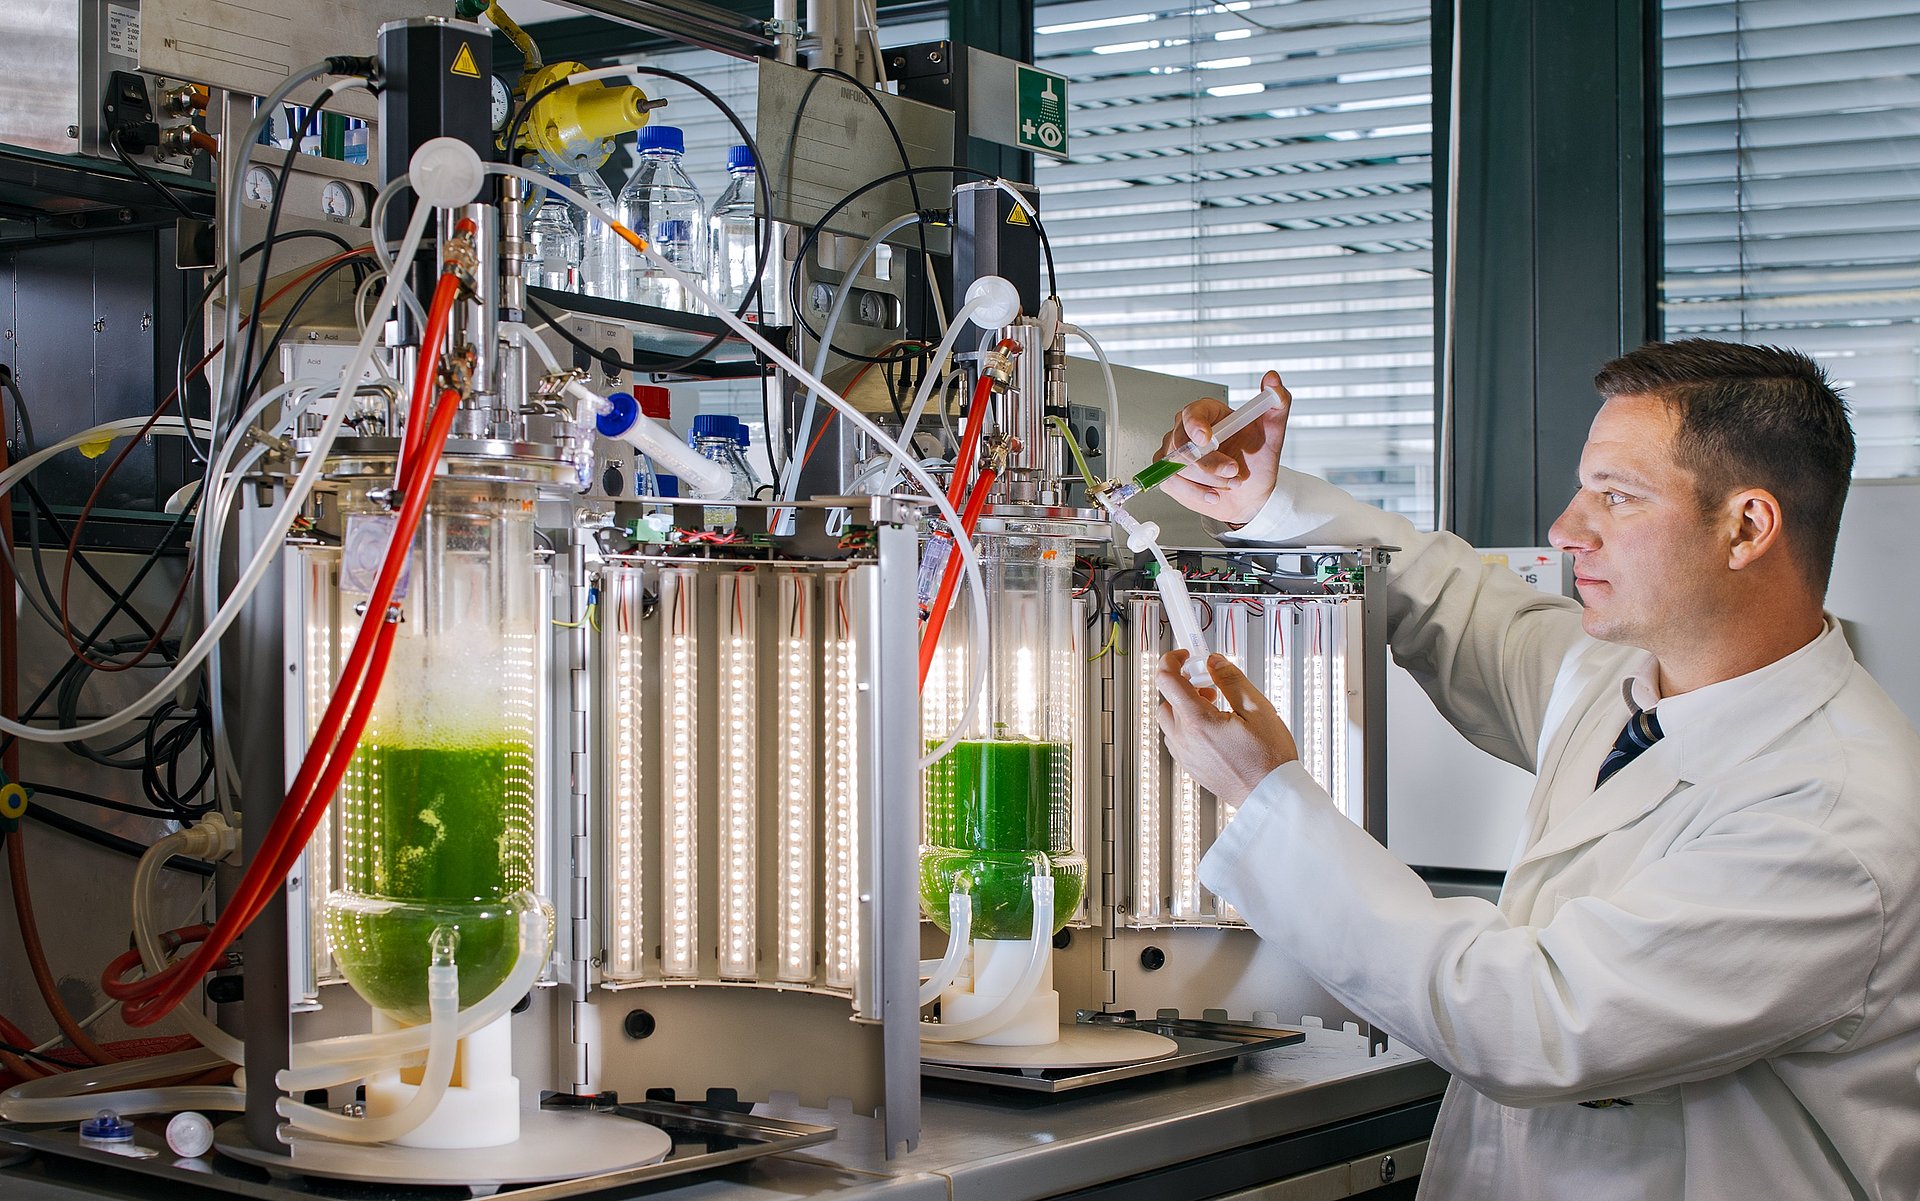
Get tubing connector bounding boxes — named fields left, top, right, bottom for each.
left=981, top=338, right=1024, bottom=391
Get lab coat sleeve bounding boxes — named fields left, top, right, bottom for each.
left=1221, top=467, right=1587, bottom=770
left=1200, top=763, right=1884, bottom=1107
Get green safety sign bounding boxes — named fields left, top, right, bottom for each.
left=1016, top=64, right=1069, bottom=157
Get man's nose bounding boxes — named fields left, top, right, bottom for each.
left=1548, top=494, right=1593, bottom=554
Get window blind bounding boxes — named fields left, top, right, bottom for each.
left=1662, top=0, right=1920, bottom=477
left=1035, top=0, right=1435, bottom=525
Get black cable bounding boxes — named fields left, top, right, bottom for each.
left=508, top=67, right=778, bottom=378
left=19, top=781, right=179, bottom=822
left=23, top=805, right=216, bottom=876
left=236, top=253, right=373, bottom=411
left=0, top=1039, right=81, bottom=1072
left=794, top=68, right=941, bottom=369
left=784, top=163, right=1060, bottom=360
left=234, top=90, right=340, bottom=438
left=175, top=229, right=361, bottom=468
left=107, top=128, right=196, bottom=219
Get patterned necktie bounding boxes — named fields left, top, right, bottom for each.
left=1596, top=706, right=1663, bottom=788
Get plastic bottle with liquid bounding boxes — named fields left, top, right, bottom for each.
left=689, top=414, right=757, bottom=533
left=618, top=126, right=705, bottom=311
left=575, top=169, right=622, bottom=299
left=707, top=145, right=762, bottom=316
left=527, top=180, right=581, bottom=292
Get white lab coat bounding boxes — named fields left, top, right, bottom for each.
left=1199, top=467, right=1920, bottom=1200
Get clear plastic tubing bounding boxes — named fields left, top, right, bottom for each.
left=920, top=529, right=1087, bottom=939
left=325, top=477, right=553, bottom=1024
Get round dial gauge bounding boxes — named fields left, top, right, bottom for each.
left=241, top=165, right=276, bottom=209
left=491, top=75, right=511, bottom=133
left=320, top=180, right=358, bottom=224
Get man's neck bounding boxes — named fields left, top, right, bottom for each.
left=1650, top=609, right=1827, bottom=698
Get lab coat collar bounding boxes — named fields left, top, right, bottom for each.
left=1512, top=618, right=1854, bottom=870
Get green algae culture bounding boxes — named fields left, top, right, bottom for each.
left=920, top=738, right=1085, bottom=939
left=328, top=736, right=547, bottom=1022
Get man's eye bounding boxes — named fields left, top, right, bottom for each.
left=1604, top=490, right=1629, bottom=506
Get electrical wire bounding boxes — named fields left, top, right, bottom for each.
left=106, top=129, right=197, bottom=219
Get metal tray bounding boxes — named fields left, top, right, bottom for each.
left=0, top=1098, right=835, bottom=1200
left=921, top=1016, right=1306, bottom=1095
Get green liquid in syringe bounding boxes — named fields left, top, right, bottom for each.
left=920, top=739, right=1085, bottom=939
left=1132, top=457, right=1186, bottom=492
left=328, top=740, right=545, bottom=1022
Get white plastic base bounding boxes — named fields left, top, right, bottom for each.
left=363, top=1012, right=519, bottom=1149
left=940, top=937, right=1060, bottom=1046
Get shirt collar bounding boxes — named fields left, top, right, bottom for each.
left=1615, top=617, right=1853, bottom=776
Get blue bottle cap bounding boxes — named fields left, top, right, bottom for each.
left=635, top=125, right=685, bottom=156
left=726, top=145, right=755, bottom=172
left=655, top=473, right=679, bottom=498
left=736, top=425, right=751, bottom=449
left=690, top=414, right=743, bottom=445
left=595, top=391, right=638, bottom=439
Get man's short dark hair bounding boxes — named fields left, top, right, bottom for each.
left=1593, top=339, right=1855, bottom=591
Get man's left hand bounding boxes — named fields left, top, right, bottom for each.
left=1156, top=650, right=1299, bottom=806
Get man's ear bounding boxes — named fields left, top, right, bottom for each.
left=1726, top=487, right=1784, bottom=572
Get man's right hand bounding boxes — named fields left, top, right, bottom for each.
left=1157, top=370, right=1291, bottom=527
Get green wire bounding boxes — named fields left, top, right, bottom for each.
left=1048, top=415, right=1101, bottom=492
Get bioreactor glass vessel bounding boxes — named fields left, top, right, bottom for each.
left=326, top=479, right=551, bottom=1021
left=921, top=527, right=1085, bottom=939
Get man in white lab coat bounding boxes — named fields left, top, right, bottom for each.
left=1153, top=339, right=1920, bottom=1199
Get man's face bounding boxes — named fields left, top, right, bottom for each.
left=1548, top=394, right=1731, bottom=653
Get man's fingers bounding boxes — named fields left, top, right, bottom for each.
left=1155, top=650, right=1216, bottom=722
left=1159, top=475, right=1218, bottom=509
left=1207, top=654, right=1275, bottom=718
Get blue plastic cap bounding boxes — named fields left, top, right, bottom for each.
left=726, top=145, right=755, bottom=172
left=655, top=473, right=680, bottom=498
left=736, top=425, right=751, bottom=448
left=595, top=391, right=638, bottom=439
left=635, top=125, right=685, bottom=156
left=690, top=414, right=743, bottom=445
left=80, top=1110, right=134, bottom=1142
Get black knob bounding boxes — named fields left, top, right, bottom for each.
left=622, top=1009, right=656, bottom=1040
left=1052, top=929, right=1073, bottom=950
left=602, top=463, right=625, bottom=496
left=206, top=975, right=244, bottom=1004
left=1139, top=946, right=1167, bottom=972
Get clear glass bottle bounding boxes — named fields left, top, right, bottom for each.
left=618, top=125, right=706, bottom=311
left=689, top=414, right=757, bottom=533
left=527, top=178, right=581, bottom=292
left=707, top=145, right=761, bottom=316
left=325, top=478, right=553, bottom=1021
left=575, top=168, right=622, bottom=299
left=920, top=525, right=1086, bottom=940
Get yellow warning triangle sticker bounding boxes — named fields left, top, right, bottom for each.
left=450, top=43, right=481, bottom=78
left=1005, top=205, right=1031, bottom=227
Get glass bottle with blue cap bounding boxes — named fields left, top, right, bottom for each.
left=618, top=125, right=705, bottom=311
left=689, top=414, right=758, bottom=533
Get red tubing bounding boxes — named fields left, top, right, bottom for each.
left=946, top=375, right=996, bottom=511
left=400, top=270, right=462, bottom=484
left=116, top=383, right=466, bottom=1026
left=918, top=465, right=998, bottom=689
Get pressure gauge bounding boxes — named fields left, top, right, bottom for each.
left=241, top=165, right=276, bottom=209
left=491, top=75, right=511, bottom=133
left=320, top=180, right=358, bottom=225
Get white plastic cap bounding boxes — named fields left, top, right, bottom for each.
left=166, top=1111, right=215, bottom=1158
left=964, top=276, right=1021, bottom=329
left=409, top=137, right=486, bottom=209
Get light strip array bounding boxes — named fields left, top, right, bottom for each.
left=1328, top=601, right=1352, bottom=819
left=606, top=568, right=646, bottom=980
left=660, top=567, right=700, bottom=979
left=303, top=553, right=338, bottom=989
left=774, top=572, right=815, bottom=984
left=1131, top=596, right=1163, bottom=922
left=822, top=572, right=860, bottom=990
left=716, top=572, right=759, bottom=979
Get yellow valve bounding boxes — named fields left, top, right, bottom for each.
left=0, top=783, right=27, bottom=821
left=512, top=61, right=658, bottom=175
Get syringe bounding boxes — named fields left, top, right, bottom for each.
left=1103, top=387, right=1287, bottom=505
